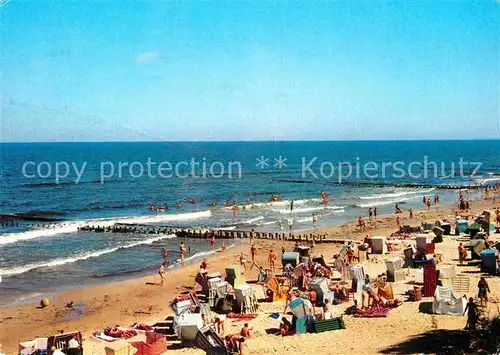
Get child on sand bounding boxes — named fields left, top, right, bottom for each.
left=240, top=323, right=252, bottom=338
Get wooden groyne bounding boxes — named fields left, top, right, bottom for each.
left=272, top=179, right=493, bottom=190
left=76, top=224, right=349, bottom=244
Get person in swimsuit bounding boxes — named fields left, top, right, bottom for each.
left=159, top=263, right=165, bottom=285
left=268, top=249, right=277, bottom=272
left=179, top=242, right=186, bottom=262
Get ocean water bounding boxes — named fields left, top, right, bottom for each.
left=0, top=140, right=499, bottom=304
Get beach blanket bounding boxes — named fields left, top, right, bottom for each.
left=353, top=307, right=390, bottom=318
left=104, top=327, right=137, bottom=339
left=131, top=332, right=166, bottom=355
left=227, top=313, right=256, bottom=319
left=92, top=332, right=118, bottom=342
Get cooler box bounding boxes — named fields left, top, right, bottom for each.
left=282, top=252, right=300, bottom=268
left=178, top=313, right=204, bottom=341
left=371, top=236, right=387, bottom=254
left=289, top=298, right=308, bottom=318
left=480, top=249, right=497, bottom=274
left=457, top=220, right=468, bottom=234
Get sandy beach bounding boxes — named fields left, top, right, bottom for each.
left=1, top=195, right=499, bottom=354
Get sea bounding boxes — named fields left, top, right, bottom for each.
left=0, top=140, right=499, bottom=305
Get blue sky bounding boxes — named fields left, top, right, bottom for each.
left=1, top=1, right=498, bottom=142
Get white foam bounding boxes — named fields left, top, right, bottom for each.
left=356, top=196, right=419, bottom=208
left=271, top=206, right=344, bottom=214
left=240, top=216, right=264, bottom=224
left=359, top=188, right=436, bottom=200
left=0, top=234, right=177, bottom=277
left=0, top=210, right=211, bottom=247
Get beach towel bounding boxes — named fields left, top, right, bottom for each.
left=92, top=332, right=118, bottom=342
left=353, top=307, right=390, bottom=318
left=131, top=332, right=166, bottom=355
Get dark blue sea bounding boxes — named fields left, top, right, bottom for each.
left=0, top=140, right=499, bottom=304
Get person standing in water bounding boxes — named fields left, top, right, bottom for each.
left=288, top=219, right=293, bottom=234
left=290, top=200, right=294, bottom=212
left=179, top=242, right=186, bottom=262
left=161, top=248, right=168, bottom=265
left=159, top=263, right=165, bottom=285
left=312, top=214, right=318, bottom=227
left=374, top=207, right=378, bottom=219
left=210, top=235, right=216, bottom=250
left=368, top=208, right=373, bottom=221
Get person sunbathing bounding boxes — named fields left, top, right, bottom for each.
left=279, top=317, right=292, bottom=336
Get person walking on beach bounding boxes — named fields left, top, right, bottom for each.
left=312, top=214, right=318, bottom=227
left=478, top=277, right=490, bottom=307
left=368, top=208, right=373, bottom=221
left=423, top=196, right=427, bottom=207
left=374, top=207, right=378, bottom=219
left=159, top=263, right=165, bottom=285
left=464, top=297, right=478, bottom=331
left=250, top=229, right=256, bottom=241
left=426, top=198, right=431, bottom=211
left=458, top=243, right=467, bottom=265
left=239, top=253, right=247, bottom=274
left=210, top=235, right=216, bottom=250
left=250, top=244, right=257, bottom=262
left=268, top=249, right=277, bottom=272
left=288, top=219, right=293, bottom=234
left=409, top=208, right=414, bottom=219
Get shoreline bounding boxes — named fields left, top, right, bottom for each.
left=1, top=194, right=498, bottom=353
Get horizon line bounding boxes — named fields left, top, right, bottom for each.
left=1, top=138, right=499, bottom=144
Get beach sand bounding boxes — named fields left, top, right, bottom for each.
left=1, top=198, right=499, bottom=354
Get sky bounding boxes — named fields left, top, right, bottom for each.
left=0, top=1, right=498, bottom=142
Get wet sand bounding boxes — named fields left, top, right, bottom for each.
left=1, top=197, right=499, bottom=354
